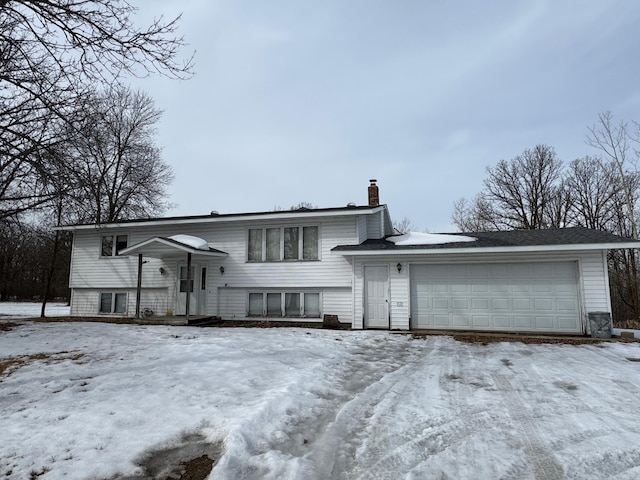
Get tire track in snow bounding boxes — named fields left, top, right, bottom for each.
left=493, top=374, right=565, bottom=480
left=302, top=338, right=423, bottom=479
left=324, top=339, right=506, bottom=480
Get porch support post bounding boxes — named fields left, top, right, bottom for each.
left=135, top=254, right=143, bottom=319
left=185, top=252, right=192, bottom=324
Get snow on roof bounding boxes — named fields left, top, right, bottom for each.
left=388, top=231, right=477, bottom=246
left=168, top=234, right=210, bottom=250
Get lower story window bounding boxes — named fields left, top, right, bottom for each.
left=248, top=292, right=321, bottom=317
left=100, top=292, right=127, bottom=314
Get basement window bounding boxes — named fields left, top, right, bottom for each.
left=99, top=293, right=127, bottom=314
left=247, top=291, right=321, bottom=318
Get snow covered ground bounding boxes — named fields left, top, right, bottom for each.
left=1, top=321, right=640, bottom=480
left=0, top=301, right=70, bottom=318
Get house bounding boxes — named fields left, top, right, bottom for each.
left=59, top=180, right=640, bottom=335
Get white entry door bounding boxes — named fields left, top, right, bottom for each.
left=364, top=265, right=389, bottom=329
left=176, top=264, right=198, bottom=315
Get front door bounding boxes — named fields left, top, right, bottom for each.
left=364, top=265, right=389, bottom=329
left=176, top=264, right=197, bottom=315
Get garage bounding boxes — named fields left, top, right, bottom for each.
left=410, top=261, right=582, bottom=333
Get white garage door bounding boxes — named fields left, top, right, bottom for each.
left=410, top=262, right=581, bottom=333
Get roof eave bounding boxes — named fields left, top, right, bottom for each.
left=56, top=205, right=388, bottom=231
left=333, top=242, right=640, bottom=256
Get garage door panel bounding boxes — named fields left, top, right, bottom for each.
left=472, top=283, right=489, bottom=293
left=493, top=315, right=511, bottom=327
left=433, top=298, right=449, bottom=309
left=513, top=283, right=531, bottom=293
left=535, top=316, right=555, bottom=329
left=492, top=283, right=509, bottom=293
left=513, top=298, right=532, bottom=310
left=558, top=316, right=578, bottom=328
left=434, top=314, right=450, bottom=326
left=472, top=315, right=491, bottom=327
left=490, top=264, right=509, bottom=276
left=557, top=299, right=578, bottom=311
left=472, top=298, right=490, bottom=310
left=514, top=315, right=534, bottom=328
left=492, top=298, right=510, bottom=310
left=451, top=283, right=470, bottom=293
left=534, top=284, right=554, bottom=293
left=411, top=262, right=581, bottom=333
left=534, top=299, right=554, bottom=311
left=452, top=298, right=469, bottom=310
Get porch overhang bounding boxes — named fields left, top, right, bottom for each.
left=119, top=236, right=228, bottom=259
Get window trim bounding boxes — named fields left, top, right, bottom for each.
left=99, top=292, right=127, bottom=314
left=246, top=225, right=320, bottom=262
left=100, top=234, right=129, bottom=258
left=246, top=291, right=322, bottom=318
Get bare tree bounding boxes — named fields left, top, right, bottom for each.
left=65, top=86, right=173, bottom=224
left=453, top=145, right=564, bottom=231
left=0, top=0, right=192, bottom=219
left=586, top=112, right=640, bottom=322
left=452, top=194, right=500, bottom=232
left=586, top=112, right=639, bottom=237
left=564, top=156, right=619, bottom=230
left=483, top=145, right=564, bottom=229
left=393, top=217, right=415, bottom=234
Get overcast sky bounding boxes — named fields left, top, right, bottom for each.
left=132, top=0, right=640, bottom=232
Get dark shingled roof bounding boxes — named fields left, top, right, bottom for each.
left=332, top=227, right=640, bottom=252
left=63, top=204, right=378, bottom=228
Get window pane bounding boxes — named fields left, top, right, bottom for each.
left=266, top=228, right=280, bottom=261
left=179, top=266, right=194, bottom=292
left=304, top=293, right=320, bottom=317
left=303, top=227, right=318, bottom=260
left=285, top=293, right=300, bottom=316
left=101, top=236, right=114, bottom=256
left=248, top=293, right=263, bottom=315
left=266, top=293, right=281, bottom=316
left=248, top=229, right=262, bottom=261
left=114, top=293, right=127, bottom=313
left=115, top=235, right=128, bottom=255
left=201, top=268, right=207, bottom=290
left=283, top=227, right=299, bottom=260
left=99, top=293, right=112, bottom=313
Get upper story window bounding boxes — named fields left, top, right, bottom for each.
left=101, top=234, right=128, bottom=257
left=248, top=226, right=318, bottom=262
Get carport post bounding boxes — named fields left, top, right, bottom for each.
left=135, top=254, right=143, bottom=319
left=185, top=252, right=192, bottom=323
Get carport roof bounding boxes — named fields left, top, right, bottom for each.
left=332, top=227, right=640, bottom=255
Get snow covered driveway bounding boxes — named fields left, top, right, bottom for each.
left=1, top=322, right=640, bottom=479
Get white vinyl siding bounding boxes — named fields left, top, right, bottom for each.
left=580, top=250, right=611, bottom=313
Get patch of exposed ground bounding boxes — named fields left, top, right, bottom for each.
left=114, top=434, right=222, bottom=480
left=0, top=351, right=85, bottom=380
left=0, top=321, right=19, bottom=332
